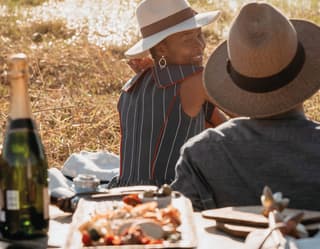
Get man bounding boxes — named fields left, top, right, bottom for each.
left=171, top=2, right=320, bottom=211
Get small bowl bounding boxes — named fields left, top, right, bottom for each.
left=72, top=174, right=100, bottom=194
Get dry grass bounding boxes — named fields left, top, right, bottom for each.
left=0, top=6, right=133, bottom=167
left=0, top=0, right=320, bottom=168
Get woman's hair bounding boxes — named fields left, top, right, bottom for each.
left=149, top=46, right=157, bottom=59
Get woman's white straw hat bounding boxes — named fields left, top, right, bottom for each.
left=125, top=0, right=220, bottom=58
left=204, top=2, right=320, bottom=118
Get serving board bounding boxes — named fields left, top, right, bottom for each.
left=202, top=206, right=320, bottom=228
left=64, top=190, right=197, bottom=249
left=216, top=222, right=265, bottom=238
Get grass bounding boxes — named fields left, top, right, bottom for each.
left=0, top=0, right=46, bottom=7
left=0, top=0, right=319, bottom=168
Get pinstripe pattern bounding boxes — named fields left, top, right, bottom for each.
left=117, top=64, right=211, bottom=186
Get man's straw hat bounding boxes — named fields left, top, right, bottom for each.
left=204, top=2, right=320, bottom=118
left=125, top=0, right=220, bottom=58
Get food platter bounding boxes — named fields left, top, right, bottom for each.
left=64, top=188, right=197, bottom=248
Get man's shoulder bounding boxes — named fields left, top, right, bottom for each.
left=187, top=117, right=246, bottom=139
left=181, top=117, right=257, bottom=152
left=215, top=117, right=248, bottom=129
left=181, top=120, right=237, bottom=150
left=217, top=116, right=320, bottom=142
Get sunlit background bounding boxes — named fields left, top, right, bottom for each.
left=0, top=0, right=319, bottom=167
left=2, top=0, right=319, bottom=48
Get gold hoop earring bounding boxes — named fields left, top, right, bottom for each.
left=158, top=56, right=167, bottom=70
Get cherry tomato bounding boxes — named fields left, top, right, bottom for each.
left=140, top=237, right=150, bottom=244
left=122, top=194, right=142, bottom=206
left=149, top=239, right=163, bottom=244
left=82, top=231, right=92, bottom=246
left=104, top=235, right=114, bottom=245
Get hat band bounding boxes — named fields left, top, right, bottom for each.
left=140, top=7, right=195, bottom=38
left=227, top=42, right=306, bottom=93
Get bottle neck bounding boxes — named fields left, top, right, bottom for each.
left=9, top=75, right=33, bottom=120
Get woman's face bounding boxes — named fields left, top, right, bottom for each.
left=160, top=28, right=206, bottom=66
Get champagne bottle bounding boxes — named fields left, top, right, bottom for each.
left=0, top=53, right=49, bottom=239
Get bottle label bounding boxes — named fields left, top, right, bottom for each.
left=43, top=188, right=49, bottom=219
left=6, top=190, right=20, bottom=210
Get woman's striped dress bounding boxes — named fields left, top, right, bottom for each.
left=117, top=64, right=214, bottom=186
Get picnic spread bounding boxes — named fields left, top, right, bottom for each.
left=0, top=140, right=319, bottom=249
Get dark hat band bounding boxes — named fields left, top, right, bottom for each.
left=227, top=42, right=306, bottom=93
left=140, top=7, right=195, bottom=38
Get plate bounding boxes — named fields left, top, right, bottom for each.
left=64, top=189, right=197, bottom=248
left=202, top=206, right=320, bottom=227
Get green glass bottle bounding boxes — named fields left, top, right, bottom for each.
left=0, top=53, right=49, bottom=239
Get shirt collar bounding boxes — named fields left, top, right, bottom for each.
left=152, top=64, right=203, bottom=88
left=122, top=64, right=203, bottom=92
left=255, top=109, right=307, bottom=120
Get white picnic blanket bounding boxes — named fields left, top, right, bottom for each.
left=295, top=233, right=320, bottom=249
left=245, top=228, right=320, bottom=249
left=61, top=150, right=119, bottom=181
left=48, top=150, right=119, bottom=195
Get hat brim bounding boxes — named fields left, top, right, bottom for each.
left=204, top=19, right=320, bottom=118
left=125, top=11, right=220, bottom=58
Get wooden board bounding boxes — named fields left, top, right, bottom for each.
left=202, top=206, right=320, bottom=228
left=64, top=190, right=197, bottom=249
left=216, top=222, right=265, bottom=238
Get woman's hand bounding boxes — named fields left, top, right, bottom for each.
left=127, top=57, right=154, bottom=73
